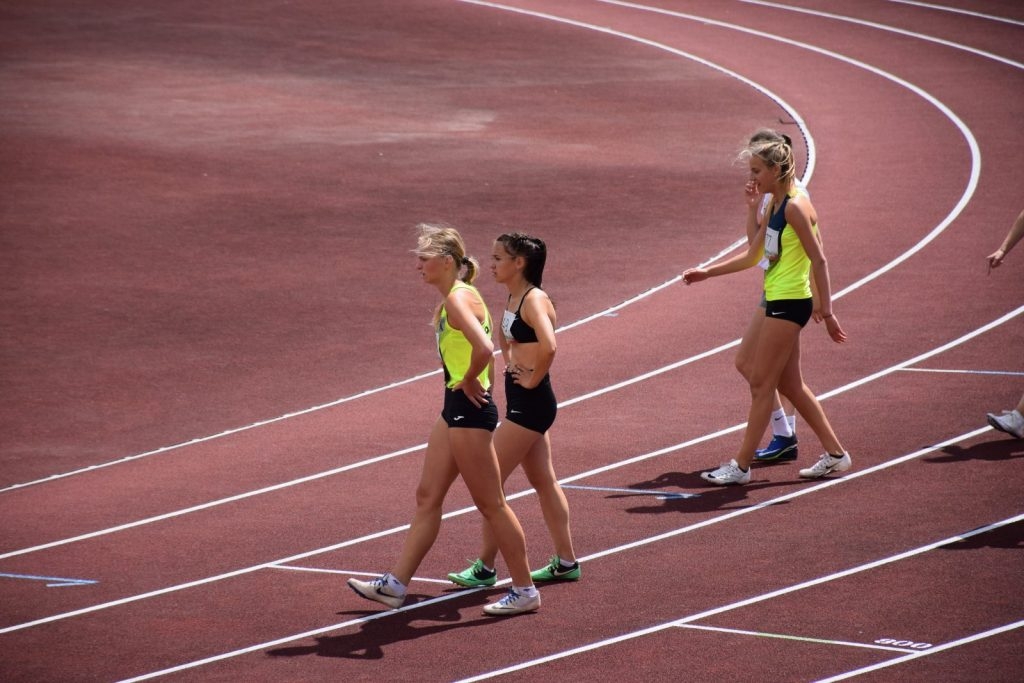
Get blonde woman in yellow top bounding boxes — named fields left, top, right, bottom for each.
left=683, top=135, right=851, bottom=485
left=348, top=223, right=539, bottom=616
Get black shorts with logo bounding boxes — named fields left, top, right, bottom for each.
left=765, top=297, right=813, bottom=328
left=441, top=386, right=499, bottom=431
left=505, top=372, right=557, bottom=434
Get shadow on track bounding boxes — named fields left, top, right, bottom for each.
left=265, top=595, right=505, bottom=661
left=925, top=437, right=1024, bottom=464
left=618, top=470, right=804, bottom=514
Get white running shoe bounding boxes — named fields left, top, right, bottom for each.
left=987, top=410, right=1024, bottom=439
left=347, top=573, right=406, bottom=609
left=700, top=459, right=751, bottom=485
left=482, top=588, right=541, bottom=616
left=799, top=452, right=852, bottom=479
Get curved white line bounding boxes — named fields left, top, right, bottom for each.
left=745, top=0, right=1024, bottom=69
left=885, top=0, right=1024, bottom=28
left=4, top=0, right=991, bottom=495
left=0, top=4, right=816, bottom=495
left=0, top=0, right=988, bottom=555
left=588, top=0, right=982, bottom=293
left=460, top=0, right=817, bottom=179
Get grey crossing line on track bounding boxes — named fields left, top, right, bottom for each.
left=561, top=484, right=699, bottom=500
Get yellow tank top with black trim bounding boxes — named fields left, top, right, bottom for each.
left=436, top=281, right=492, bottom=390
left=763, top=187, right=818, bottom=301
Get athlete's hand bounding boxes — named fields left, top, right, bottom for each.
left=987, top=248, right=1006, bottom=270
left=744, top=180, right=762, bottom=209
left=682, top=268, right=708, bottom=285
left=507, top=364, right=538, bottom=389
left=455, top=376, right=489, bottom=407
left=821, top=314, right=847, bottom=343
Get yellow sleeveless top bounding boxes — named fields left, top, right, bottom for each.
left=436, top=281, right=492, bottom=390
left=764, top=188, right=817, bottom=301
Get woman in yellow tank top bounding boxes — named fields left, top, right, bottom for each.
left=683, top=134, right=852, bottom=485
left=348, top=223, right=540, bottom=616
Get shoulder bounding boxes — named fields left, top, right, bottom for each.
left=522, top=286, right=551, bottom=309
left=785, top=191, right=814, bottom=215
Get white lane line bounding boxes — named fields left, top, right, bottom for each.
left=560, top=484, right=699, bottom=499
left=0, top=442, right=428, bottom=562
left=115, top=505, right=1023, bottom=682
left=0, top=414, right=994, bottom=639
left=815, top=619, right=1024, bottom=682
left=590, top=0, right=982, bottom=302
left=0, top=0, right=814, bottom=498
left=0, top=572, right=98, bottom=588
left=0, top=0, right=1001, bottom=578
left=899, top=367, right=1024, bottom=377
left=0, top=236, right=745, bottom=496
left=0, top=371, right=439, bottom=495
left=9, top=0, right=990, bottom=499
left=672, top=624, right=922, bottom=654
left=103, top=2, right=1007, bottom=679
left=459, top=0, right=815, bottom=178
left=884, top=0, right=1024, bottom=28
left=452, top=515, right=1024, bottom=683
left=268, top=565, right=452, bottom=585
left=744, top=0, right=1024, bottom=69
left=3, top=301, right=1018, bottom=564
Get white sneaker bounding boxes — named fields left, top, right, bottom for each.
left=482, top=588, right=541, bottom=616
left=987, top=410, right=1024, bottom=439
left=347, top=573, right=406, bottom=609
left=700, top=459, right=751, bottom=485
left=799, top=452, right=852, bottom=479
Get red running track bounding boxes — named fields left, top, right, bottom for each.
left=1, top=1, right=1022, bottom=681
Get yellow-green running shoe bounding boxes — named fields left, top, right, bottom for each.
left=530, top=556, right=581, bottom=582
left=448, top=559, right=497, bottom=587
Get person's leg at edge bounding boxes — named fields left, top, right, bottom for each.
left=390, top=417, right=461, bottom=586
left=737, top=306, right=794, bottom=442
left=449, top=426, right=534, bottom=589
left=470, top=420, right=538, bottom=569
left=776, top=341, right=845, bottom=455
left=736, top=317, right=803, bottom=469
left=519, top=431, right=576, bottom=564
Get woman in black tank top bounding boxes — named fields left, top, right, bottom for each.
left=448, top=232, right=581, bottom=588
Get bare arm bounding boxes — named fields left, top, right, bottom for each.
left=787, top=196, right=846, bottom=343
left=512, top=290, right=557, bottom=389
left=444, top=287, right=494, bottom=406
left=683, top=220, right=766, bottom=285
left=988, top=209, right=1024, bottom=269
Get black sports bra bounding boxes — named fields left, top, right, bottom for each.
left=501, top=287, right=539, bottom=343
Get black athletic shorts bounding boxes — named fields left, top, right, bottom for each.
left=504, top=372, right=557, bottom=434
left=765, top=297, right=813, bottom=328
left=442, top=387, right=499, bottom=431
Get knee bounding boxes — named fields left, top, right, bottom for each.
left=748, top=375, right=775, bottom=400
left=735, top=355, right=753, bottom=381
left=414, top=484, right=445, bottom=512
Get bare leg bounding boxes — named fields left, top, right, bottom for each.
left=519, top=432, right=576, bottom=562
left=776, top=343, right=844, bottom=455
left=390, top=417, right=460, bottom=586
left=736, top=306, right=788, bottom=436
left=736, top=317, right=802, bottom=469
left=449, top=427, right=533, bottom=587
left=476, top=420, right=543, bottom=567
